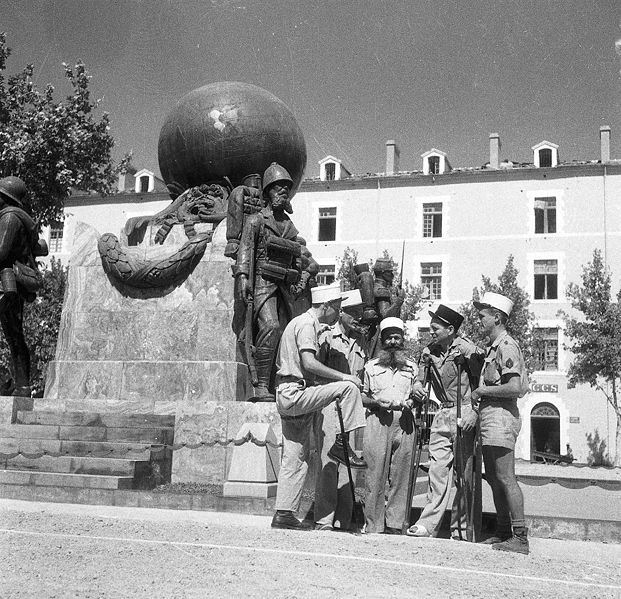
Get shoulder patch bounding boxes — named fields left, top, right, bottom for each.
left=504, top=340, right=509, bottom=345
left=505, top=358, right=513, bottom=368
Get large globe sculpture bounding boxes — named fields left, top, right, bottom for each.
left=158, top=82, right=307, bottom=195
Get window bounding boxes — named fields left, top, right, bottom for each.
left=534, top=198, right=556, bottom=234
left=318, top=207, right=337, bottom=241
left=539, top=148, right=552, bottom=168
left=325, top=162, right=336, bottom=181
left=49, top=223, right=64, bottom=253
left=139, top=175, right=150, bottom=193
left=421, top=262, right=442, bottom=300
left=534, top=259, right=558, bottom=299
left=428, top=156, right=440, bottom=175
left=423, top=203, right=443, bottom=238
left=317, top=264, right=335, bottom=286
left=533, top=328, right=559, bottom=371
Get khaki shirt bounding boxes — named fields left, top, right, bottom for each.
left=363, top=358, right=417, bottom=408
left=421, top=336, right=480, bottom=405
left=481, top=331, right=526, bottom=401
left=318, top=321, right=366, bottom=381
left=276, top=309, right=323, bottom=383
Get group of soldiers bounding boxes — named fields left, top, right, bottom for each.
left=228, top=162, right=529, bottom=556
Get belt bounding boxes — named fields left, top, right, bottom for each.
left=440, top=402, right=456, bottom=409
left=276, top=376, right=307, bottom=386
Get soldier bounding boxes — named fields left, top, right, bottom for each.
left=236, top=163, right=306, bottom=400
left=0, top=176, right=43, bottom=397
left=314, top=289, right=368, bottom=531
left=362, top=317, right=417, bottom=534
left=471, top=292, right=529, bottom=554
left=271, top=283, right=367, bottom=531
left=406, top=304, right=483, bottom=539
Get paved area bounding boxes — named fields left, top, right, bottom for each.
left=0, top=499, right=619, bottom=598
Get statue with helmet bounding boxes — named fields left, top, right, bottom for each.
left=235, top=161, right=313, bottom=400
left=0, top=176, right=48, bottom=397
left=351, top=258, right=405, bottom=356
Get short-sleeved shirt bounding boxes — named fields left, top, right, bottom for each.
left=480, top=331, right=526, bottom=400
left=275, top=309, right=323, bottom=383
left=317, top=321, right=366, bottom=381
left=363, top=358, right=417, bottom=407
left=420, top=336, right=480, bottom=405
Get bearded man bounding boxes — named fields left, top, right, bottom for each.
left=362, top=317, right=417, bottom=534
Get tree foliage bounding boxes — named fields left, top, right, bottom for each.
left=560, top=249, right=621, bottom=466
left=0, top=258, right=67, bottom=396
left=336, top=246, right=360, bottom=291
left=460, top=255, right=535, bottom=369
left=0, top=33, right=121, bottom=226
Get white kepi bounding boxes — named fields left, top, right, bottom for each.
left=474, top=291, right=514, bottom=316
left=311, top=282, right=342, bottom=304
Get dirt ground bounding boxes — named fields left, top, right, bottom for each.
left=0, top=499, right=619, bottom=599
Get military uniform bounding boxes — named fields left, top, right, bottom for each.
left=236, top=207, right=301, bottom=394
left=478, top=331, right=525, bottom=450
left=411, top=336, right=480, bottom=538
left=314, top=322, right=366, bottom=529
left=362, top=357, right=417, bottom=533
left=273, top=309, right=366, bottom=515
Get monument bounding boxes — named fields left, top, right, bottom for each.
left=41, top=82, right=315, bottom=487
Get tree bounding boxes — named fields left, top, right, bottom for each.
left=336, top=246, right=360, bottom=291
left=560, top=249, right=621, bottom=466
left=0, top=33, right=122, bottom=226
left=0, top=257, right=67, bottom=396
left=460, top=255, right=535, bottom=369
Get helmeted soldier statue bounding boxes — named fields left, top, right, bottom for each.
left=353, top=259, right=405, bottom=357
left=0, top=176, right=47, bottom=397
left=235, top=162, right=310, bottom=400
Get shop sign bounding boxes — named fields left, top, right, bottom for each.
left=531, top=383, right=559, bottom=393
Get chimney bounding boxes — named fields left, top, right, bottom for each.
left=600, top=126, right=611, bottom=163
left=489, top=133, right=501, bottom=169
left=385, top=140, right=400, bottom=175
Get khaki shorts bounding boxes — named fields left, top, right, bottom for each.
left=479, top=399, right=521, bottom=450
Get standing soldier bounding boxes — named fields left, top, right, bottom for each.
left=362, top=317, right=417, bottom=534
left=0, top=176, right=44, bottom=397
left=406, top=304, right=483, bottom=539
left=471, top=292, right=529, bottom=554
left=236, top=163, right=307, bottom=400
left=271, top=284, right=367, bottom=530
left=314, top=289, right=368, bottom=531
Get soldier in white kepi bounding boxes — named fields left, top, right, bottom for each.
left=471, top=292, right=530, bottom=554
left=271, top=283, right=367, bottom=530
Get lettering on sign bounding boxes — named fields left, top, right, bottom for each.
left=530, top=383, right=559, bottom=393
left=569, top=416, right=580, bottom=424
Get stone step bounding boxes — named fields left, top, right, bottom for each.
left=1, top=454, right=143, bottom=476
left=16, top=410, right=175, bottom=429
left=0, top=424, right=173, bottom=444
left=0, top=438, right=159, bottom=460
left=0, top=469, right=134, bottom=490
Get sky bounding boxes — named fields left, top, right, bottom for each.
left=2, top=0, right=621, bottom=179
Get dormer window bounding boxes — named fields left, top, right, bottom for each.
left=531, top=141, right=559, bottom=168
left=319, top=156, right=351, bottom=181
left=421, top=149, right=451, bottom=175
left=134, top=169, right=155, bottom=193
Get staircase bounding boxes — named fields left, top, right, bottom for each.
left=0, top=410, right=174, bottom=497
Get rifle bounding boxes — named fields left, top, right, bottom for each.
left=454, top=353, right=470, bottom=541
left=398, top=240, right=405, bottom=289
left=245, top=240, right=258, bottom=387
left=402, top=354, right=432, bottom=533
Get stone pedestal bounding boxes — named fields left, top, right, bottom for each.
left=223, top=422, right=280, bottom=499
left=42, top=219, right=270, bottom=485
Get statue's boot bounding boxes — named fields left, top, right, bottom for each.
left=250, top=345, right=276, bottom=402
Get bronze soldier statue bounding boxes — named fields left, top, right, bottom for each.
left=235, top=163, right=308, bottom=400
left=0, top=176, right=46, bottom=397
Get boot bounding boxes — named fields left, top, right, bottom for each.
left=492, top=526, right=530, bottom=555
left=249, top=344, right=276, bottom=401
left=328, top=433, right=367, bottom=469
left=480, top=525, right=512, bottom=544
